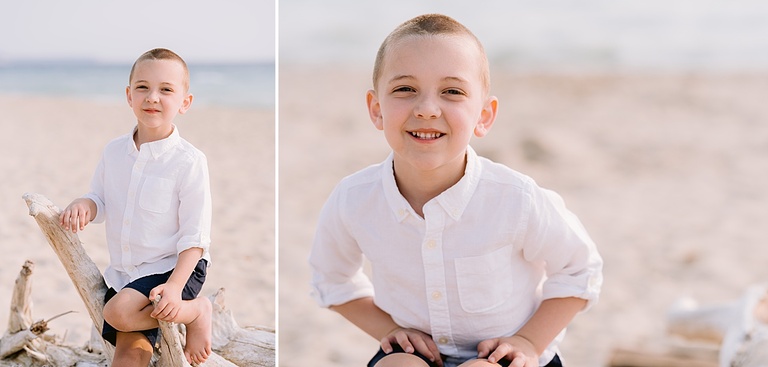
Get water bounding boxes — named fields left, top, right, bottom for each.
left=280, top=0, right=768, bottom=72
left=0, top=62, right=274, bottom=108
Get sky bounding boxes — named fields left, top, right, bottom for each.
left=0, top=0, right=275, bottom=64
left=280, top=0, right=768, bottom=72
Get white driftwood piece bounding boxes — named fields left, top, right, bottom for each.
left=667, top=285, right=768, bottom=367
left=22, top=193, right=276, bottom=367
left=208, top=288, right=276, bottom=367
left=0, top=261, right=106, bottom=367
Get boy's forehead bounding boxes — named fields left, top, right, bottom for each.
left=380, top=35, right=486, bottom=84
left=131, top=59, right=187, bottom=83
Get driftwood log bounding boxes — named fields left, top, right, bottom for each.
left=0, top=261, right=107, bottom=367
left=14, top=193, right=275, bottom=367
left=609, top=286, right=768, bottom=367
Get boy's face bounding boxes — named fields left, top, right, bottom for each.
left=126, top=59, right=192, bottom=133
left=367, top=34, right=497, bottom=178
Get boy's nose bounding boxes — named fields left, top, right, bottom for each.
left=146, top=91, right=160, bottom=103
left=414, top=96, right=441, bottom=119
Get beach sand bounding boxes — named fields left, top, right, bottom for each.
left=279, top=66, right=768, bottom=366
left=0, top=95, right=275, bottom=346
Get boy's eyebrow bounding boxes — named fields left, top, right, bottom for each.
left=386, top=75, right=469, bottom=84
left=387, top=74, right=415, bottom=84
left=132, top=80, right=180, bottom=86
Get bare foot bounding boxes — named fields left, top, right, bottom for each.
left=184, top=297, right=212, bottom=365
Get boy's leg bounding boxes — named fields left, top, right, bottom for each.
left=369, top=345, right=435, bottom=367
left=168, top=296, right=213, bottom=365
left=374, top=353, right=432, bottom=367
left=103, top=288, right=159, bottom=333
left=113, top=331, right=153, bottom=367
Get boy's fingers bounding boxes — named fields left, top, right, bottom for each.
left=394, top=332, right=414, bottom=353
left=380, top=337, right=394, bottom=354
left=476, top=339, right=496, bottom=358
left=487, top=343, right=511, bottom=364
left=508, top=353, right=527, bottom=367
left=410, top=337, right=431, bottom=359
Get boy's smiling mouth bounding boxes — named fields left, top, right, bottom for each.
left=409, top=131, right=444, bottom=140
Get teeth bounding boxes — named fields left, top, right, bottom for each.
left=410, top=131, right=442, bottom=139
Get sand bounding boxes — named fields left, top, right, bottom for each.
left=279, top=66, right=768, bottom=366
left=0, top=95, right=275, bottom=346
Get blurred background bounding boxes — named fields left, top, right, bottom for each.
left=279, top=1, right=768, bottom=366
left=0, top=0, right=276, bottom=351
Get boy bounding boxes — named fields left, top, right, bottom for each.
left=309, top=14, right=603, bottom=367
left=60, top=48, right=212, bottom=366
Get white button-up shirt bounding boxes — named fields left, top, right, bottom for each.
left=309, top=146, right=603, bottom=364
left=84, top=125, right=212, bottom=291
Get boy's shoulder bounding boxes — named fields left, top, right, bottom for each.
left=336, top=159, right=388, bottom=190
left=475, top=153, right=536, bottom=192
left=101, top=131, right=134, bottom=152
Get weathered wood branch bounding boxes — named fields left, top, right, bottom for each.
left=21, top=192, right=275, bottom=367
left=7, top=260, right=34, bottom=334
left=22, top=192, right=115, bottom=362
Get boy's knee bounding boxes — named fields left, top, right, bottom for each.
left=458, top=359, right=502, bottom=367
left=104, top=300, right=131, bottom=331
left=374, top=353, right=431, bottom=367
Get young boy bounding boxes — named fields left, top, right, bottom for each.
left=309, top=14, right=603, bottom=367
left=60, top=48, right=213, bottom=366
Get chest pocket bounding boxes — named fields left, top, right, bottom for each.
left=454, top=244, right=516, bottom=313
left=139, top=177, right=175, bottom=213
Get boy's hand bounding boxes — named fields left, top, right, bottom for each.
left=149, top=283, right=184, bottom=322
left=59, top=198, right=96, bottom=233
left=477, top=335, right=538, bottom=367
left=381, top=327, right=443, bottom=367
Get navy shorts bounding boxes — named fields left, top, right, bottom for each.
left=367, top=344, right=563, bottom=367
left=102, top=259, right=207, bottom=347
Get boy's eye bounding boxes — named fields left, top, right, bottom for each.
left=162, top=88, right=173, bottom=92
left=392, top=86, right=415, bottom=93
left=136, top=85, right=148, bottom=90
left=443, top=88, right=465, bottom=96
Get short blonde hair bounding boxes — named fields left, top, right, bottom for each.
left=372, top=14, right=490, bottom=94
left=129, top=48, right=190, bottom=92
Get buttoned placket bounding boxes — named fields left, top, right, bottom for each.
left=119, top=149, right=148, bottom=279
left=421, top=201, right=457, bottom=355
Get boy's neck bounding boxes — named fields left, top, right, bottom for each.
left=393, top=154, right=467, bottom=218
left=133, top=125, right=174, bottom=150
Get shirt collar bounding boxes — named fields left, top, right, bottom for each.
left=381, top=146, right=482, bottom=222
left=126, top=124, right=181, bottom=159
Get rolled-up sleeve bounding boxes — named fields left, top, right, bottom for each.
left=523, top=185, right=603, bottom=311
left=176, top=152, right=212, bottom=256
left=309, top=185, right=375, bottom=308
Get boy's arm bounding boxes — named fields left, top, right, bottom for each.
left=478, top=297, right=587, bottom=366
left=149, top=247, right=203, bottom=320
left=331, top=297, right=443, bottom=366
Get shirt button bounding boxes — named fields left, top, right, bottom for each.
left=398, top=209, right=407, bottom=216
left=426, top=240, right=436, bottom=249
left=438, top=337, right=449, bottom=345
left=124, top=219, right=130, bottom=226
left=431, top=291, right=442, bottom=300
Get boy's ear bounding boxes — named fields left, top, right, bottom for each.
left=178, top=93, right=194, bottom=115
left=474, top=96, right=498, bottom=138
left=366, top=90, right=384, bottom=130
left=126, top=86, right=133, bottom=107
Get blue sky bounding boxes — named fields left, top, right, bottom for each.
left=0, top=1, right=274, bottom=64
